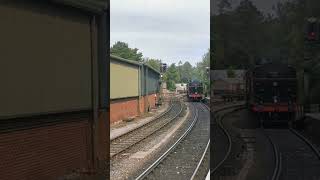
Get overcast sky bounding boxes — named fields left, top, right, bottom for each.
left=111, top=0, right=210, bottom=66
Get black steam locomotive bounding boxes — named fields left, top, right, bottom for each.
left=246, top=63, right=297, bottom=125
left=187, top=80, right=204, bottom=101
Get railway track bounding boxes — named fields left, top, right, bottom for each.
left=110, top=99, right=183, bottom=158
left=210, top=106, right=320, bottom=180
left=134, top=102, right=244, bottom=180
left=262, top=128, right=281, bottom=180
left=135, top=102, right=210, bottom=180
left=190, top=103, right=210, bottom=180
left=211, top=104, right=245, bottom=178
left=263, top=126, right=320, bottom=180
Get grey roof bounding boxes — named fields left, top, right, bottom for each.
left=212, top=70, right=245, bottom=80
left=110, top=55, right=160, bottom=74
left=111, top=55, right=141, bottom=66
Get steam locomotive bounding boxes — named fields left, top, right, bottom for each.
left=187, top=80, right=204, bottom=101
left=246, top=63, right=297, bottom=125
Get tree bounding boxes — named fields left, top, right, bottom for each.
left=164, top=64, right=180, bottom=91
left=217, top=0, right=231, bottom=14
left=177, top=60, right=183, bottom=82
left=110, top=41, right=143, bottom=61
left=212, top=0, right=266, bottom=69
left=213, top=0, right=320, bottom=102
left=193, top=49, right=210, bottom=95
left=144, top=58, right=161, bottom=72
left=179, top=62, right=193, bottom=83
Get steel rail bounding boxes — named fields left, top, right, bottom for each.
left=289, top=127, right=320, bottom=161
left=205, top=171, right=210, bottom=180
left=190, top=139, right=210, bottom=180
left=111, top=100, right=174, bottom=141
left=110, top=100, right=183, bottom=158
left=187, top=102, right=211, bottom=180
left=135, top=104, right=199, bottom=180
left=211, top=106, right=245, bottom=174
left=262, top=126, right=320, bottom=180
left=135, top=102, right=244, bottom=179
left=262, top=128, right=281, bottom=180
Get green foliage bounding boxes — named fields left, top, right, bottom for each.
left=110, top=41, right=210, bottom=94
left=165, top=64, right=180, bottom=91
left=163, top=50, right=210, bottom=92
left=213, top=0, right=320, bottom=102
left=272, top=0, right=320, bottom=103
left=193, top=49, right=210, bottom=95
left=178, top=61, right=193, bottom=83
left=213, top=0, right=320, bottom=69
left=217, top=0, right=231, bottom=14
left=161, top=50, right=210, bottom=93
left=213, top=0, right=270, bottom=69
left=144, top=58, right=161, bottom=72
left=110, top=41, right=143, bottom=61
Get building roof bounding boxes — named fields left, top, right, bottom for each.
left=110, top=55, right=141, bottom=67
left=52, top=0, right=108, bottom=13
left=212, top=70, right=245, bottom=80
left=110, top=55, right=160, bottom=75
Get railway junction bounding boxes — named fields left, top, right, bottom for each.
left=110, top=93, right=214, bottom=180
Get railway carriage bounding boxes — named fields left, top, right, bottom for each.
left=246, top=63, right=298, bottom=125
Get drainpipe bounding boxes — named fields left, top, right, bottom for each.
left=146, top=65, right=149, bottom=112
left=138, top=65, right=141, bottom=115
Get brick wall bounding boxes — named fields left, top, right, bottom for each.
left=147, top=93, right=157, bottom=109
left=139, top=96, right=145, bottom=115
left=96, top=111, right=109, bottom=169
left=0, top=119, right=92, bottom=180
left=142, top=94, right=156, bottom=113
left=110, top=93, right=158, bottom=124
left=140, top=93, right=157, bottom=114
left=110, top=98, right=139, bottom=124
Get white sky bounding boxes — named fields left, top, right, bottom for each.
left=110, top=0, right=210, bottom=66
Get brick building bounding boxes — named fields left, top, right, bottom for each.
left=110, top=55, right=161, bottom=124
left=0, top=1, right=109, bottom=179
